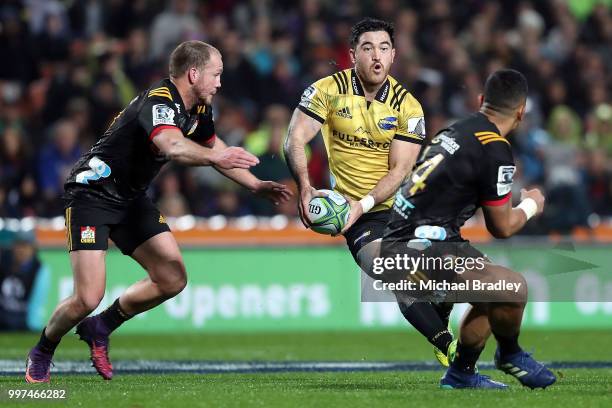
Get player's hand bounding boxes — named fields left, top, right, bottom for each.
left=520, top=188, right=545, bottom=215
left=253, top=180, right=293, bottom=205
left=298, top=186, right=327, bottom=228
left=338, top=198, right=363, bottom=236
left=212, top=147, right=259, bottom=169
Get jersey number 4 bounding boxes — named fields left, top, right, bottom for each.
left=409, top=153, right=444, bottom=195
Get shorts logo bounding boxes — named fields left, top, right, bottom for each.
left=159, top=215, right=166, bottom=224
left=378, top=116, right=397, bottom=130
left=80, top=226, right=96, bottom=244
left=152, top=104, right=176, bottom=126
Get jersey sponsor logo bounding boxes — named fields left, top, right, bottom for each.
left=80, top=226, right=96, bottom=244
left=299, top=85, right=317, bottom=108
left=407, top=117, right=426, bottom=137
left=393, top=190, right=415, bottom=220
left=497, top=165, right=515, bottom=196
left=432, top=133, right=460, bottom=155
left=75, top=156, right=111, bottom=185
left=152, top=104, right=176, bottom=126
left=336, top=106, right=352, bottom=119
left=378, top=116, right=397, bottom=130
left=332, top=130, right=390, bottom=149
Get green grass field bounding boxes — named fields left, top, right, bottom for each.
left=1, top=330, right=611, bottom=407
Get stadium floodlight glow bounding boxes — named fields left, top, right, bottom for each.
left=51, top=216, right=65, bottom=231
left=270, top=215, right=289, bottom=230
left=175, top=215, right=196, bottom=231
left=6, top=218, right=20, bottom=232
left=20, top=217, right=36, bottom=231
left=236, top=215, right=257, bottom=231
left=208, top=215, right=227, bottom=230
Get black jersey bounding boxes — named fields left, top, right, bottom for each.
left=384, top=112, right=515, bottom=242
left=64, top=78, right=215, bottom=203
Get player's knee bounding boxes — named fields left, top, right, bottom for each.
left=157, top=258, right=187, bottom=298
left=73, top=292, right=104, bottom=315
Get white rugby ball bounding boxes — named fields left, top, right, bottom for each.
left=307, top=189, right=350, bottom=235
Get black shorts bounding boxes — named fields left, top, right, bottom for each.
left=377, top=239, right=490, bottom=302
left=64, top=194, right=170, bottom=255
left=343, top=209, right=391, bottom=263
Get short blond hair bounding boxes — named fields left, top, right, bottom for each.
left=169, top=41, right=219, bottom=78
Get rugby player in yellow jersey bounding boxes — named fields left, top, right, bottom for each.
left=284, top=18, right=456, bottom=366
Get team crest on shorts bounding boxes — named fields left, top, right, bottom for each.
left=159, top=215, right=166, bottom=224
left=80, top=226, right=96, bottom=243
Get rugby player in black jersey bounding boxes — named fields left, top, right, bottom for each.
left=380, top=69, right=556, bottom=389
left=25, top=41, right=291, bottom=383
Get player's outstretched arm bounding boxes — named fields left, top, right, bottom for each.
left=153, top=127, right=259, bottom=169
left=340, top=139, right=421, bottom=234
left=210, top=137, right=292, bottom=205
left=283, top=108, right=326, bottom=226
left=482, top=188, right=545, bottom=238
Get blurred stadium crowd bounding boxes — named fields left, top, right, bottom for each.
left=0, top=0, right=610, bottom=234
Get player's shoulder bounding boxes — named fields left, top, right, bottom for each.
left=466, top=114, right=512, bottom=159
left=144, top=78, right=176, bottom=104
left=311, top=69, right=352, bottom=95
left=387, top=75, right=421, bottom=113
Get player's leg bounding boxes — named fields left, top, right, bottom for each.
left=120, top=231, right=186, bottom=314
left=453, top=262, right=556, bottom=388
left=440, top=304, right=508, bottom=389
left=480, top=265, right=556, bottom=388
left=46, top=250, right=107, bottom=340
left=74, top=197, right=183, bottom=380
left=26, top=204, right=110, bottom=383
left=346, top=212, right=454, bottom=365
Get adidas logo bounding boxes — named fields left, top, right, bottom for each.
left=336, top=106, right=352, bottom=119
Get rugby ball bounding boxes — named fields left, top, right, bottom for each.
left=307, top=189, right=350, bottom=235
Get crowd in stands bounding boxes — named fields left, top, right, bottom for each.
left=0, top=0, right=610, bottom=234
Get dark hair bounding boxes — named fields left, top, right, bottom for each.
left=350, top=18, right=394, bottom=49
left=169, top=41, right=218, bottom=78
left=483, top=69, right=528, bottom=113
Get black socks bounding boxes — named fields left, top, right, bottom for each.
left=36, top=328, right=60, bottom=354
left=451, top=342, right=483, bottom=374
left=494, top=332, right=522, bottom=356
left=99, top=298, right=133, bottom=334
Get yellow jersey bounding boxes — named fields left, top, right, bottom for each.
left=298, top=68, right=426, bottom=211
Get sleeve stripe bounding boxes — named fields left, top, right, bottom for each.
left=393, top=134, right=424, bottom=145
left=481, top=192, right=512, bottom=207
left=297, top=105, right=325, bottom=124
left=149, top=125, right=180, bottom=141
